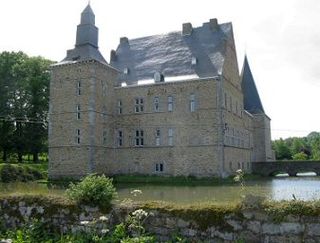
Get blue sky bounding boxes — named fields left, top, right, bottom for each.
left=1, top=0, right=319, bottom=139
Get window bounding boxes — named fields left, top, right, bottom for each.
left=102, top=81, right=107, bottom=96
left=224, top=93, right=227, bottom=108
left=77, top=81, right=81, bottom=95
left=153, top=97, right=160, bottom=112
left=229, top=96, right=232, bottom=112
left=135, top=98, right=144, bottom=113
left=102, top=105, right=107, bottom=121
left=190, top=94, right=196, bottom=112
left=168, top=128, right=173, bottom=146
left=103, top=130, right=107, bottom=145
left=155, top=163, right=164, bottom=172
left=236, top=101, right=238, bottom=115
left=168, top=96, right=173, bottom=112
left=76, top=104, right=81, bottom=120
left=135, top=130, right=144, bottom=146
left=155, top=129, right=161, bottom=146
left=76, top=129, right=81, bottom=144
left=117, top=130, right=123, bottom=147
left=118, top=100, right=122, bottom=114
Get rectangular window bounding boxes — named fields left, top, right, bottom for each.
left=236, top=101, right=238, bottom=115
left=102, top=105, right=107, bottom=121
left=155, top=129, right=161, bottom=146
left=190, top=94, right=196, bottom=112
left=103, top=130, right=107, bottom=145
left=117, top=130, right=123, bottom=147
left=118, top=100, right=122, bottom=114
left=168, top=96, right=173, bottom=112
left=77, top=81, right=81, bottom=96
left=168, top=128, right=173, bottom=146
left=155, top=163, right=164, bottom=172
left=135, top=98, right=144, bottom=113
left=77, top=104, right=81, bottom=120
left=153, top=97, right=160, bottom=112
left=224, top=93, right=227, bottom=108
left=76, top=129, right=81, bottom=144
left=135, top=130, right=144, bottom=146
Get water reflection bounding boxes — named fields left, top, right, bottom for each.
left=1, top=177, right=320, bottom=204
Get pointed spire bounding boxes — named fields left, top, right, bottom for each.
left=81, top=3, right=95, bottom=25
left=61, top=4, right=106, bottom=64
left=241, top=55, right=265, bottom=114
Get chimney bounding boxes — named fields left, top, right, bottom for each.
left=209, top=18, right=219, bottom=31
left=120, top=37, right=129, bottom=45
left=110, top=50, right=117, bottom=62
left=182, top=23, right=193, bottom=36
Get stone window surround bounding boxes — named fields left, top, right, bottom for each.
left=168, top=96, right=173, bottom=112
left=190, top=93, right=196, bottom=112
left=135, top=129, right=144, bottom=146
left=77, top=81, right=81, bottom=96
left=134, top=98, right=144, bottom=113
left=76, top=129, right=81, bottom=144
left=155, top=163, right=164, bottom=172
left=153, top=97, right=160, bottom=112
left=117, top=130, right=123, bottom=147
left=76, top=104, right=81, bottom=120
left=117, top=100, right=122, bottom=114
left=102, top=130, right=107, bottom=145
left=168, top=128, right=173, bottom=146
left=155, top=128, right=161, bottom=146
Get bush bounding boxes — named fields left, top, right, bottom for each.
left=0, top=164, right=44, bottom=183
left=66, top=174, right=117, bottom=208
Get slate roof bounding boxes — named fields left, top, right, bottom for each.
left=60, top=4, right=107, bottom=64
left=241, top=56, right=265, bottom=114
left=110, top=22, right=233, bottom=85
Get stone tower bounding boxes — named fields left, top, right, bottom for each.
left=48, top=4, right=118, bottom=179
left=241, top=56, right=273, bottom=161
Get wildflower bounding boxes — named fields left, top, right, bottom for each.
left=132, top=209, right=148, bottom=219
left=80, top=220, right=90, bottom=225
left=236, top=169, right=243, bottom=174
left=0, top=240, right=13, bottom=243
left=101, top=228, right=109, bottom=234
left=130, top=189, right=142, bottom=197
left=99, top=215, right=108, bottom=222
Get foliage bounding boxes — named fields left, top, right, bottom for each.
left=0, top=163, right=43, bottom=183
left=66, top=174, right=117, bottom=209
left=0, top=208, right=155, bottom=243
left=292, top=152, right=308, bottom=161
left=0, top=51, right=53, bottom=163
left=272, top=132, right=320, bottom=160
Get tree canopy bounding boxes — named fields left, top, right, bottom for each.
left=0, top=51, right=54, bottom=162
left=272, top=132, right=320, bottom=161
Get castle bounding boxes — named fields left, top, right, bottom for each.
left=48, top=4, right=273, bottom=179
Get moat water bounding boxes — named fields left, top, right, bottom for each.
left=1, top=174, right=320, bottom=204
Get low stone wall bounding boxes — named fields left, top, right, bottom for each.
left=1, top=196, right=320, bottom=242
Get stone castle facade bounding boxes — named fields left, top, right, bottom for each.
left=48, top=4, right=273, bottom=179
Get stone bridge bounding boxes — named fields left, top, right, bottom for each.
left=251, top=161, right=320, bottom=176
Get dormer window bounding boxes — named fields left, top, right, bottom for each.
left=191, top=57, right=197, bottom=65
left=154, top=72, right=164, bottom=82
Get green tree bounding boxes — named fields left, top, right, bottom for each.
left=0, top=51, right=53, bottom=162
left=272, top=138, right=292, bottom=160
left=292, top=152, right=308, bottom=161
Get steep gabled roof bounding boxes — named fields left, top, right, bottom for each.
left=110, top=22, right=233, bottom=85
left=241, top=56, right=265, bottom=114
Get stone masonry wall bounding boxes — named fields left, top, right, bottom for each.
left=1, top=197, right=320, bottom=242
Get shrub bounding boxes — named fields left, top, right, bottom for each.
left=66, top=174, right=117, bottom=208
left=0, top=164, right=44, bottom=183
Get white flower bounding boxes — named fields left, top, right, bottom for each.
left=130, top=189, right=142, bottom=197
left=132, top=209, right=148, bottom=219
left=236, top=169, right=243, bottom=174
left=101, top=228, right=109, bottom=234
left=80, top=220, right=90, bottom=225
left=99, top=215, right=108, bottom=222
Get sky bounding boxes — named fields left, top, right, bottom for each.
left=0, top=0, right=319, bottom=140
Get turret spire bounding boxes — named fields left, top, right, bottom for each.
left=61, top=4, right=106, bottom=64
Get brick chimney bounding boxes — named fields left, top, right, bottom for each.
left=209, top=18, right=219, bottom=31
left=182, top=23, right=193, bottom=35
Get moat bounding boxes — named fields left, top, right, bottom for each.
left=1, top=175, right=320, bottom=204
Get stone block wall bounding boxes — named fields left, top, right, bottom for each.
left=2, top=197, right=320, bottom=242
